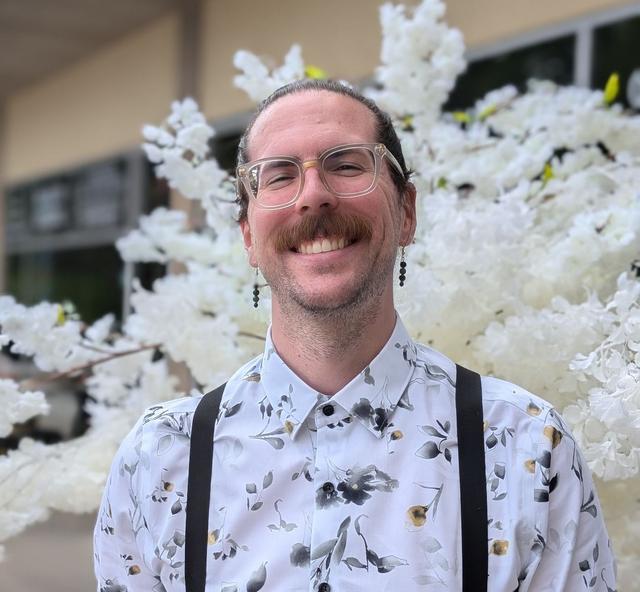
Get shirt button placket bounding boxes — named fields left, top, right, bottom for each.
left=312, top=402, right=338, bottom=592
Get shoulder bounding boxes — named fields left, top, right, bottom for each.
left=135, top=352, right=265, bottom=436
left=413, top=340, right=560, bottom=450
left=414, top=339, right=555, bottom=423
left=480, top=374, right=554, bottom=425
left=110, top=354, right=265, bottom=477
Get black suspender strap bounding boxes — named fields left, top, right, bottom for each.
left=185, top=383, right=226, bottom=592
left=185, top=369, right=487, bottom=591
left=455, top=364, right=488, bottom=592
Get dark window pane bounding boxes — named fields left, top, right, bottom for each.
left=447, top=35, right=576, bottom=110
left=592, top=16, right=640, bottom=110
left=213, top=133, right=241, bottom=173
left=144, top=159, right=170, bottom=212
left=74, top=161, right=126, bottom=228
left=6, top=246, right=123, bottom=323
left=5, top=188, right=29, bottom=239
left=30, top=180, right=71, bottom=233
left=135, top=160, right=169, bottom=289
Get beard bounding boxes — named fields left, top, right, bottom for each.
left=261, top=211, right=397, bottom=320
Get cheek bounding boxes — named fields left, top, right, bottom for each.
left=246, top=213, right=283, bottom=262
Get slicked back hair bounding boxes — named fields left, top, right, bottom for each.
left=235, top=79, right=412, bottom=222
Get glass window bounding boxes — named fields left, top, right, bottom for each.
left=2, top=158, right=170, bottom=446
left=6, top=245, right=124, bottom=323
left=5, top=188, right=29, bottom=239
left=446, top=35, right=576, bottom=110
left=213, top=132, right=242, bottom=173
left=592, top=15, right=640, bottom=110
left=30, top=180, right=71, bottom=233
left=74, top=161, right=125, bottom=228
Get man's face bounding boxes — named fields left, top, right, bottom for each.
left=240, top=90, right=416, bottom=316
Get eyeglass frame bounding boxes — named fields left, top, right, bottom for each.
left=235, top=142, right=405, bottom=211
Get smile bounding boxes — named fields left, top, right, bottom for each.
left=294, top=236, right=354, bottom=254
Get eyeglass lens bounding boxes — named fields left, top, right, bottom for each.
left=247, top=146, right=377, bottom=207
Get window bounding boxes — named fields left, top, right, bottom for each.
left=4, top=154, right=168, bottom=323
left=592, top=15, right=640, bottom=110
left=446, top=8, right=640, bottom=112
left=6, top=246, right=123, bottom=321
left=2, top=154, right=169, bottom=446
left=447, top=35, right=575, bottom=110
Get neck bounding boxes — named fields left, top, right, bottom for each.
left=270, top=292, right=397, bottom=396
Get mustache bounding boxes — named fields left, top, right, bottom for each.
left=273, top=213, right=373, bottom=251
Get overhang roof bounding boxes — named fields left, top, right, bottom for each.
left=0, top=0, right=177, bottom=100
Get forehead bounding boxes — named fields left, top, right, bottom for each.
left=246, top=90, right=377, bottom=160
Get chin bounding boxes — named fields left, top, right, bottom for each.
left=289, top=282, right=382, bottom=316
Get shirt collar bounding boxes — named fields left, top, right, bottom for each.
left=257, top=331, right=323, bottom=440
left=258, top=316, right=418, bottom=440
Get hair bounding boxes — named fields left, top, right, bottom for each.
left=235, top=79, right=412, bottom=222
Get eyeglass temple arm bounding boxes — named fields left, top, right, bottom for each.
left=384, top=149, right=404, bottom=176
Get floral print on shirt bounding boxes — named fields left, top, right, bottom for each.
left=94, top=318, right=616, bottom=592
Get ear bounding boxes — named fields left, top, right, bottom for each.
left=240, top=219, right=258, bottom=268
left=399, top=182, right=417, bottom=247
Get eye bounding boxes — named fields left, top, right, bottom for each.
left=259, top=162, right=299, bottom=189
left=264, top=173, right=295, bottom=187
left=324, top=148, right=374, bottom=176
left=334, top=162, right=365, bottom=173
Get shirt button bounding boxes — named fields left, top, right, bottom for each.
left=322, top=481, right=334, bottom=493
left=318, top=583, right=331, bottom=592
left=322, top=404, right=335, bottom=416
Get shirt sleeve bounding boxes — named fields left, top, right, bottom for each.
left=93, top=416, right=161, bottom=592
left=528, top=408, right=617, bottom=592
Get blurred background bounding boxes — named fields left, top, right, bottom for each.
left=0, top=0, right=639, bottom=589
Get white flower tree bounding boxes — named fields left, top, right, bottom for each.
left=1, top=0, right=639, bottom=587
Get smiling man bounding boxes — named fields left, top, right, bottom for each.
left=94, top=81, right=616, bottom=592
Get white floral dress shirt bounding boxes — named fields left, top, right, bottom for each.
left=94, top=318, right=616, bottom=592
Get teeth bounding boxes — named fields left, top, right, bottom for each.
left=297, top=237, right=350, bottom=254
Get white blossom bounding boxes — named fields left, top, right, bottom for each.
left=0, top=380, right=49, bottom=437
left=1, top=0, right=639, bottom=580
left=0, top=297, right=91, bottom=372
left=367, top=0, right=466, bottom=128
left=561, top=273, right=640, bottom=480
left=233, top=44, right=305, bottom=102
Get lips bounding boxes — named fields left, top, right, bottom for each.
left=273, top=213, right=373, bottom=254
left=295, top=236, right=353, bottom=254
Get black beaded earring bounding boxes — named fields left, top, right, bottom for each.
left=399, top=247, right=407, bottom=287
left=252, top=268, right=260, bottom=308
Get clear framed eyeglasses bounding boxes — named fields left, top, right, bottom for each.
left=236, top=143, right=404, bottom=210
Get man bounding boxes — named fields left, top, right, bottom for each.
left=94, top=80, right=616, bottom=591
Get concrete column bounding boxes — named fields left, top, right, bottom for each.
left=169, top=0, right=204, bottom=232
left=168, top=0, right=205, bottom=392
left=0, top=101, right=7, bottom=293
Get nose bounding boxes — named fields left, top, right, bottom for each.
left=294, top=163, right=339, bottom=214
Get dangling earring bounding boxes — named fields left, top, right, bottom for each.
left=399, top=247, right=407, bottom=287
left=252, top=268, right=260, bottom=308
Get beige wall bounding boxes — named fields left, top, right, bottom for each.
left=200, top=0, right=638, bottom=120
left=3, top=0, right=639, bottom=183
left=200, top=0, right=393, bottom=119
left=4, top=14, right=179, bottom=184
left=446, top=0, right=637, bottom=47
